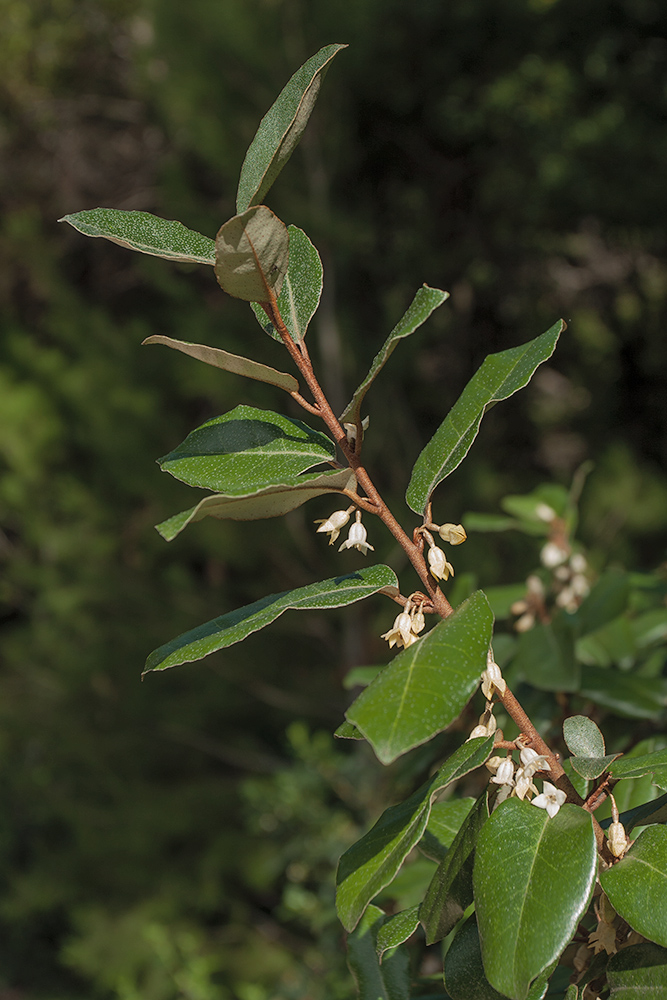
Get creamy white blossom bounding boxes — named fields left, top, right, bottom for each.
left=541, top=541, right=568, bottom=568
left=607, top=821, right=629, bottom=859
left=428, top=545, right=454, bottom=581
left=518, top=747, right=551, bottom=778
left=314, top=507, right=353, bottom=544
left=490, top=757, right=515, bottom=787
left=514, top=767, right=539, bottom=801
left=381, top=611, right=417, bottom=650
left=438, top=523, right=467, bottom=545
left=532, top=781, right=566, bottom=818
left=339, top=511, right=374, bottom=555
left=481, top=660, right=506, bottom=699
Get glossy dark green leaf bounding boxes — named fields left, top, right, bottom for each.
left=580, top=665, right=667, bottom=719
left=346, top=905, right=410, bottom=1000
left=144, top=564, right=398, bottom=674
left=563, top=716, right=620, bottom=780
left=375, top=906, right=420, bottom=959
left=340, top=285, right=449, bottom=425
left=142, top=335, right=299, bottom=392
left=601, top=826, right=667, bottom=947
left=574, top=571, right=629, bottom=637
left=474, top=800, right=597, bottom=1000
left=236, top=45, right=346, bottom=213
left=251, top=225, right=323, bottom=343
left=215, top=205, right=288, bottom=301
left=159, top=405, right=335, bottom=493
left=512, top=618, right=579, bottom=692
left=617, top=791, right=667, bottom=834
left=419, top=798, right=475, bottom=863
left=155, top=469, right=356, bottom=540
left=607, top=942, right=667, bottom=997
left=406, top=320, right=564, bottom=514
left=59, top=208, right=216, bottom=264
left=609, top=749, right=667, bottom=785
left=444, top=917, right=507, bottom=1000
left=345, top=591, right=493, bottom=763
left=420, top=791, right=489, bottom=944
left=336, top=736, right=493, bottom=931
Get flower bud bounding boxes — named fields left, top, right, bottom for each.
left=438, top=523, right=467, bottom=545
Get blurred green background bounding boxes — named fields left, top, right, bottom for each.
left=1, top=0, right=666, bottom=997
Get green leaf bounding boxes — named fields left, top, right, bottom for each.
left=346, top=904, right=410, bottom=1000
left=580, top=665, right=667, bottom=720
left=58, top=208, right=216, bottom=264
left=158, top=405, right=335, bottom=493
left=155, top=469, right=356, bottom=540
left=482, top=583, right=530, bottom=620
left=601, top=827, right=667, bottom=947
left=607, top=942, right=667, bottom=997
left=473, top=800, right=597, bottom=1000
left=375, top=906, right=420, bottom=959
left=215, top=205, right=288, bottom=301
left=142, top=335, right=299, bottom=392
left=406, top=319, right=564, bottom=514
left=236, top=45, right=346, bottom=213
left=144, top=564, right=397, bottom=674
left=335, top=736, right=493, bottom=931
left=345, top=591, right=493, bottom=764
left=251, top=225, right=323, bottom=343
left=339, top=285, right=449, bottom=425
left=617, top=791, right=667, bottom=834
left=335, top=720, right=365, bottom=741
left=574, top=571, right=630, bottom=637
left=419, top=797, right=475, bottom=863
left=563, top=715, right=620, bottom=780
left=570, top=755, right=620, bottom=781
left=462, top=512, right=523, bottom=533
left=420, top=791, right=489, bottom=944
left=444, top=917, right=507, bottom=1000
left=512, top=618, right=579, bottom=692
left=610, top=750, right=667, bottom=785
left=343, top=665, right=384, bottom=690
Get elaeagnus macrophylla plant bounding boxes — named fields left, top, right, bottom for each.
left=60, top=44, right=667, bottom=1000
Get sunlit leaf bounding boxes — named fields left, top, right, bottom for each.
left=158, top=405, right=335, bottom=494
left=375, top=906, right=420, bottom=959
left=236, top=44, right=347, bottom=213
left=142, top=335, right=299, bottom=392
left=336, top=736, right=493, bottom=931
left=339, top=285, right=449, bottom=425
left=346, top=905, right=410, bottom=1000
left=155, top=469, right=356, bottom=540
left=420, top=791, right=489, bottom=944
left=251, top=225, right=323, bottom=342
left=607, top=942, right=667, bottom=997
left=601, top=826, right=667, bottom=947
left=345, top=591, right=493, bottom=763
left=474, top=800, right=596, bottom=1000
left=406, top=320, right=564, bottom=514
left=144, top=564, right=398, bottom=674
left=215, top=205, right=288, bottom=301
left=59, top=208, right=216, bottom=264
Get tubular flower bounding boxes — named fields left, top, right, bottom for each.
left=490, top=757, right=515, bottom=787
left=438, top=522, right=467, bottom=545
left=339, top=511, right=374, bottom=555
left=518, top=746, right=551, bottom=778
left=514, top=767, right=539, bottom=801
left=381, top=612, right=417, bottom=650
left=481, top=660, right=506, bottom=699
left=314, top=506, right=354, bottom=545
left=428, top=544, right=454, bottom=581
left=532, top=781, right=567, bottom=818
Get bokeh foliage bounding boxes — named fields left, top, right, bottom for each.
left=1, top=0, right=666, bottom=997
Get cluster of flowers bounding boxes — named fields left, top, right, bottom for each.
left=314, top=507, right=374, bottom=554
left=380, top=597, right=426, bottom=650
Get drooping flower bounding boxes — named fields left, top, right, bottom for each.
left=532, top=781, right=567, bottom=818
left=438, top=523, right=467, bottom=545
left=490, top=757, right=515, bottom=787
left=481, top=660, right=506, bottom=699
left=314, top=506, right=353, bottom=544
left=381, top=612, right=417, bottom=650
left=428, top=545, right=454, bottom=581
left=518, top=746, right=551, bottom=778
left=339, top=511, right=374, bottom=555
left=514, top=767, right=539, bottom=801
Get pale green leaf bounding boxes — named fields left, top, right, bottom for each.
left=601, top=826, right=667, bottom=947
left=474, top=800, right=597, bottom=1000
left=236, top=44, right=347, bottom=213
left=345, top=591, right=493, bottom=764
left=335, top=736, right=493, bottom=931
left=142, top=335, right=299, bottom=392
left=339, top=285, right=449, bottom=425
left=607, top=942, right=667, bottom=997
left=346, top=905, right=410, bottom=1000
left=155, top=469, right=356, bottom=541
left=214, top=205, right=288, bottom=301
left=406, top=320, right=564, bottom=514
left=158, top=405, right=335, bottom=494
left=59, top=208, right=215, bottom=264
left=420, top=791, right=489, bottom=944
left=419, top=797, right=475, bottom=863
left=375, top=906, right=420, bottom=959
left=563, top=716, right=620, bottom=780
left=251, top=225, right=323, bottom=343
left=144, top=564, right=398, bottom=674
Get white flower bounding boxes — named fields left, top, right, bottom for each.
left=514, top=767, right=539, bottom=800
left=428, top=545, right=454, bottom=581
left=411, top=607, right=425, bottom=634
left=490, top=757, right=515, bottom=787
left=532, top=781, right=567, bottom=818
left=438, top=523, right=467, bottom=545
left=381, top=612, right=417, bottom=650
left=518, top=747, right=551, bottom=778
left=607, top=821, right=629, bottom=859
left=481, top=661, right=506, bottom=699
left=314, top=507, right=353, bottom=544
left=541, top=541, right=568, bottom=568
left=339, top=511, right=374, bottom=555
left=536, top=502, right=557, bottom=523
